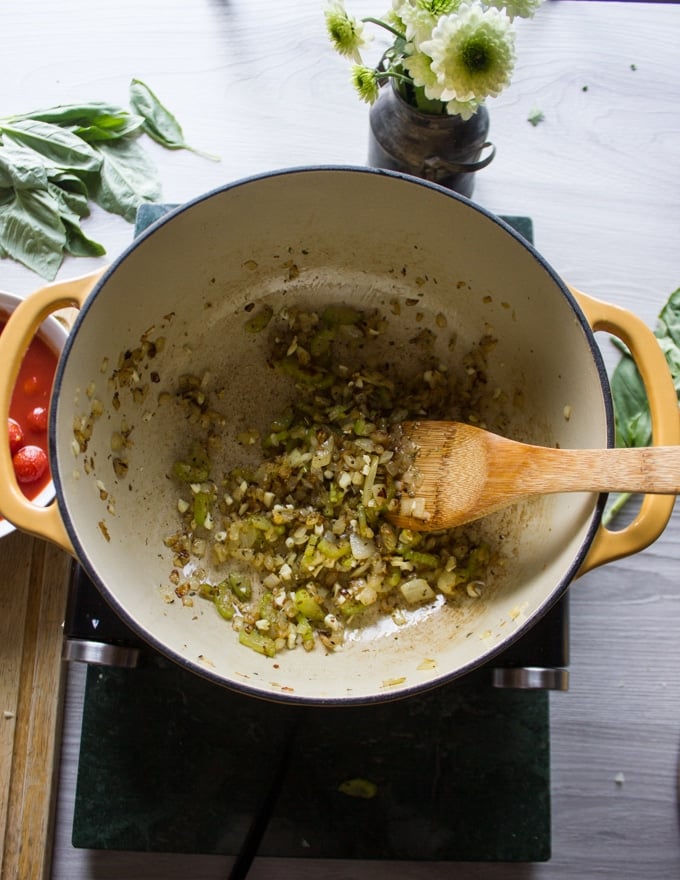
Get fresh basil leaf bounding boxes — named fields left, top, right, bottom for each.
left=89, top=138, right=162, bottom=222
left=0, top=119, right=102, bottom=173
left=659, top=335, right=680, bottom=397
left=606, top=286, right=680, bottom=523
left=48, top=170, right=90, bottom=203
left=0, top=81, right=210, bottom=278
left=129, top=78, right=219, bottom=159
left=610, top=287, right=680, bottom=449
left=63, top=217, right=106, bottom=258
left=7, top=102, right=144, bottom=141
left=129, top=78, right=186, bottom=149
left=657, top=287, right=680, bottom=349
left=71, top=117, right=144, bottom=143
left=9, top=101, right=128, bottom=125
left=611, top=352, right=651, bottom=448
left=47, top=180, right=90, bottom=222
left=0, top=144, right=49, bottom=189
left=0, top=186, right=67, bottom=280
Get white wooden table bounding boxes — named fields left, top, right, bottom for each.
left=1, top=1, right=679, bottom=877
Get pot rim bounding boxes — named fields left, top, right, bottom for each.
left=50, top=165, right=614, bottom=704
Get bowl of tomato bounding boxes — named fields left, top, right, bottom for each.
left=1, top=290, right=68, bottom=539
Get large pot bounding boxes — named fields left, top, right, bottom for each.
left=1, top=167, right=677, bottom=705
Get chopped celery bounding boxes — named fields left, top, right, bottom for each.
left=193, top=491, right=212, bottom=527
left=172, top=442, right=210, bottom=483
left=214, top=587, right=235, bottom=620
left=317, top=537, right=351, bottom=560
left=398, top=548, right=439, bottom=569
left=228, top=573, right=252, bottom=601
left=199, top=581, right=235, bottom=620
left=239, top=627, right=276, bottom=657
left=296, top=614, right=316, bottom=650
left=294, top=587, right=325, bottom=621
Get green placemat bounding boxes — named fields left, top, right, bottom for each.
left=73, top=658, right=549, bottom=860
left=72, top=205, right=548, bottom=861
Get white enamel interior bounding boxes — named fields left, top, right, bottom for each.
left=0, top=290, right=69, bottom=540
left=52, top=168, right=611, bottom=703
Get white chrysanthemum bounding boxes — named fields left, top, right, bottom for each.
left=420, top=3, right=516, bottom=103
left=445, top=96, right=482, bottom=119
left=396, top=0, right=463, bottom=46
left=325, top=1, right=372, bottom=63
left=487, top=0, right=543, bottom=20
left=403, top=49, right=441, bottom=95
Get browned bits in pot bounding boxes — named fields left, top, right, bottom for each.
left=163, top=303, right=502, bottom=659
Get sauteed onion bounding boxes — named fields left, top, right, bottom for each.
left=163, top=304, right=498, bottom=656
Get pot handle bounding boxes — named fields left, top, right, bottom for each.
left=0, top=269, right=105, bottom=556
left=570, top=286, right=679, bottom=575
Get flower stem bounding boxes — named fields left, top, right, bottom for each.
left=361, top=16, right=405, bottom=41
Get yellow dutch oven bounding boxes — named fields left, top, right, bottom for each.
left=0, top=167, right=677, bottom=704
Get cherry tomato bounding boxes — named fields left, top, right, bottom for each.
left=13, top=445, right=48, bottom=484
left=27, top=406, right=48, bottom=432
left=8, top=418, right=24, bottom=455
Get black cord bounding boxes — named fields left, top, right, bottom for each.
left=227, top=708, right=304, bottom=880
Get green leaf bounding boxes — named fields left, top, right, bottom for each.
left=89, top=138, right=162, bottom=222
left=0, top=186, right=67, bottom=280
left=606, top=286, right=680, bottom=522
left=610, top=353, right=652, bottom=448
left=0, top=144, right=49, bottom=189
left=527, top=108, right=545, bottom=127
left=6, top=102, right=145, bottom=143
left=70, top=115, right=144, bottom=143
left=0, top=81, right=207, bottom=278
left=658, top=287, right=680, bottom=349
left=63, top=217, right=106, bottom=258
left=129, top=78, right=219, bottom=160
left=48, top=172, right=90, bottom=215
left=47, top=179, right=90, bottom=222
left=611, top=287, right=680, bottom=449
left=129, top=78, right=186, bottom=149
left=0, top=119, right=102, bottom=173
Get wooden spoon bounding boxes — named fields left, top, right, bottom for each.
left=388, top=420, right=680, bottom=531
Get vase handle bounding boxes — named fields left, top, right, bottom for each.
left=422, top=142, right=496, bottom=180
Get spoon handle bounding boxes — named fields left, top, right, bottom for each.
left=515, top=444, right=680, bottom=495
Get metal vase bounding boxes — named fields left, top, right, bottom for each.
left=367, top=83, right=495, bottom=198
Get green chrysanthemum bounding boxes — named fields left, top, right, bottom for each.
left=420, top=3, right=516, bottom=103
left=487, top=0, right=542, bottom=20
left=394, top=0, right=463, bottom=46
left=351, top=65, right=381, bottom=104
left=325, top=1, right=371, bottom=63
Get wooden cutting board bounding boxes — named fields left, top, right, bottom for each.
left=0, top=529, right=72, bottom=880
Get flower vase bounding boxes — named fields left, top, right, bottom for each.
left=367, top=84, right=495, bottom=198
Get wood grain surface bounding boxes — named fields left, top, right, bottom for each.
left=0, top=534, right=71, bottom=880
left=0, top=1, right=678, bottom=878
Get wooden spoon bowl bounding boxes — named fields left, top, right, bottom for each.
left=389, top=420, right=680, bottom=531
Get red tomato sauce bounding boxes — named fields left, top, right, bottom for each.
left=2, top=316, right=59, bottom=506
